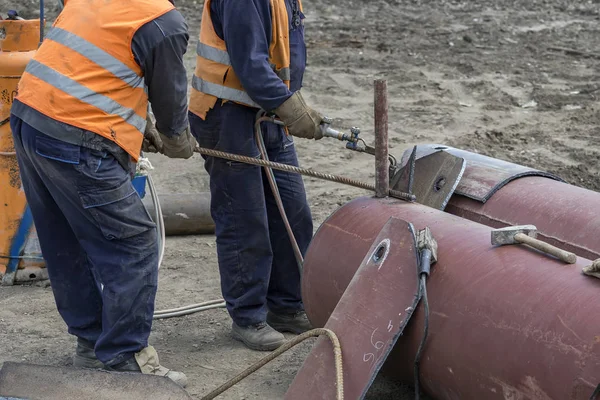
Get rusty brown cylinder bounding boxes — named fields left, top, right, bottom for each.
left=302, top=196, right=600, bottom=400
left=446, top=177, right=600, bottom=261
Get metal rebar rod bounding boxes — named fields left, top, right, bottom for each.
left=193, top=146, right=415, bottom=202
left=374, top=79, right=390, bottom=198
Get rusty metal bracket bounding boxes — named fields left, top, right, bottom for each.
left=389, top=146, right=417, bottom=196
left=391, top=150, right=466, bottom=210
left=398, top=144, right=564, bottom=203
left=286, top=217, right=421, bottom=400
left=0, top=361, right=192, bottom=400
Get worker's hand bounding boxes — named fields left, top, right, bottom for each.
left=274, top=91, right=324, bottom=140
left=159, top=126, right=196, bottom=159
left=142, top=114, right=164, bottom=154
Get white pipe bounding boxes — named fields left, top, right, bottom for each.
left=153, top=302, right=226, bottom=320
left=154, top=299, right=225, bottom=314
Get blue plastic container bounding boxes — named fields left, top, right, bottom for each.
left=132, top=175, right=147, bottom=199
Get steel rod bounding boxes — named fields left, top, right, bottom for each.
left=374, top=79, right=389, bottom=198
left=193, top=146, right=415, bottom=202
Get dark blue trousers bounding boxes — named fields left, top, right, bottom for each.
left=10, top=116, right=158, bottom=366
left=189, top=103, right=313, bottom=326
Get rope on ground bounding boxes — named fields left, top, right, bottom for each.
left=194, top=146, right=415, bottom=202
left=201, top=328, right=344, bottom=400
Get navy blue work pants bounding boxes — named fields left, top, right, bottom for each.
left=10, top=117, right=158, bottom=366
left=189, top=102, right=313, bottom=326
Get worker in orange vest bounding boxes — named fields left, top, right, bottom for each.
left=10, top=0, right=194, bottom=386
left=188, top=0, right=322, bottom=351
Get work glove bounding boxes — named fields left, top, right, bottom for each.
left=583, top=259, right=600, bottom=280
left=142, top=114, right=164, bottom=154
left=274, top=91, right=324, bottom=140
left=159, top=126, right=196, bottom=159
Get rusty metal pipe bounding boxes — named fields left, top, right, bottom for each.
left=302, top=196, right=600, bottom=400
left=396, top=145, right=600, bottom=261
left=374, top=79, right=389, bottom=198
left=446, top=177, right=600, bottom=261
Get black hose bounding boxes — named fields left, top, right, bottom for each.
left=413, top=274, right=430, bottom=400
left=590, top=384, right=600, bottom=400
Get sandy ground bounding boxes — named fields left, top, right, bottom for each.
left=1, top=0, right=599, bottom=398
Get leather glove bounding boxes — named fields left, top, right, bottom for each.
left=142, top=114, right=163, bottom=154
left=159, top=126, right=196, bottom=159
left=274, top=91, right=324, bottom=140
left=583, top=259, right=600, bottom=280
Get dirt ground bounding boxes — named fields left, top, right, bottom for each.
left=1, top=0, right=599, bottom=399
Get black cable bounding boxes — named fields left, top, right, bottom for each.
left=590, top=384, right=600, bottom=400
left=414, top=274, right=430, bottom=400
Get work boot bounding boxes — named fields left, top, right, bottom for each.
left=73, top=338, right=104, bottom=369
left=267, top=310, right=313, bottom=334
left=105, top=345, right=188, bottom=388
left=231, top=322, right=286, bottom=351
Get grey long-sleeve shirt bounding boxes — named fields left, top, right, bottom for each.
left=11, top=9, right=190, bottom=171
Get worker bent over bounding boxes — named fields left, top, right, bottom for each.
left=10, top=0, right=195, bottom=386
left=189, top=0, right=323, bottom=350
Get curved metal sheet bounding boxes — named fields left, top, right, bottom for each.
left=446, top=176, right=600, bottom=261
left=302, top=197, right=600, bottom=400
left=0, top=362, right=192, bottom=400
left=390, top=150, right=466, bottom=210
left=398, top=144, right=564, bottom=202
left=288, top=217, right=420, bottom=400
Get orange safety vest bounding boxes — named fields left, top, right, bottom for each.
left=15, top=0, right=174, bottom=161
left=188, top=0, right=302, bottom=120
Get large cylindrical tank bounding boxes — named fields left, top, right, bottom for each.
left=302, top=196, right=600, bottom=400
left=397, top=145, right=600, bottom=261
left=0, top=19, right=45, bottom=284
left=446, top=177, right=600, bottom=261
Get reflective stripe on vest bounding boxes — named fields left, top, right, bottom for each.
left=46, top=27, right=145, bottom=90
left=192, top=75, right=259, bottom=108
left=25, top=59, right=146, bottom=133
left=196, top=42, right=291, bottom=90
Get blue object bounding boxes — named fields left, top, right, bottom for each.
left=189, top=104, right=313, bottom=326
left=187, top=1, right=311, bottom=326
left=7, top=10, right=19, bottom=19
left=10, top=116, right=159, bottom=367
left=132, top=175, right=147, bottom=198
left=2, top=205, right=34, bottom=284
left=209, top=0, right=306, bottom=111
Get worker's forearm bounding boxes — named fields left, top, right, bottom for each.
left=218, top=0, right=293, bottom=111
left=132, top=10, right=190, bottom=137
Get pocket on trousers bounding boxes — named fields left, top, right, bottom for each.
left=79, top=179, right=155, bottom=241
left=283, top=132, right=295, bottom=149
left=35, top=134, right=80, bottom=164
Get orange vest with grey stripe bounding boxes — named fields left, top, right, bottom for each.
left=189, top=0, right=302, bottom=120
left=15, top=0, right=174, bottom=161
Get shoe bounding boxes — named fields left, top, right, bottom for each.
left=105, top=345, right=188, bottom=388
left=267, top=310, right=313, bottom=334
left=231, top=322, right=286, bottom=351
left=73, top=338, right=104, bottom=369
